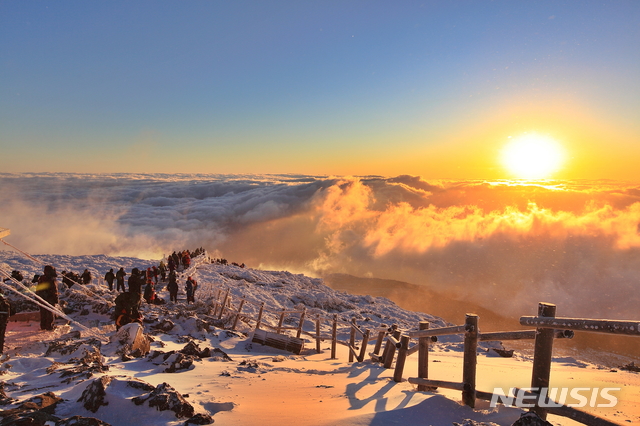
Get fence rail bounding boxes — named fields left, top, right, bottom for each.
left=208, top=287, right=634, bottom=426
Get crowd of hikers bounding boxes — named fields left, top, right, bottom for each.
left=0, top=247, right=250, bottom=341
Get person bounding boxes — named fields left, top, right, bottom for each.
left=115, top=267, right=127, bottom=292
left=36, top=265, right=59, bottom=330
left=81, top=269, right=92, bottom=285
left=113, top=291, right=142, bottom=330
left=143, top=280, right=156, bottom=304
left=128, top=268, right=143, bottom=294
left=146, top=268, right=153, bottom=286
left=2, top=270, right=23, bottom=283
left=152, top=265, right=159, bottom=284
left=185, top=276, right=196, bottom=304
left=0, top=291, right=11, bottom=353
left=104, top=268, right=115, bottom=291
left=167, top=273, right=179, bottom=303
left=158, top=260, right=167, bottom=281
left=183, top=252, right=191, bottom=269
left=168, top=256, right=176, bottom=273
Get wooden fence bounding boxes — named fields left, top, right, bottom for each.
left=386, top=303, right=638, bottom=426
left=209, top=289, right=638, bottom=426
left=209, top=287, right=372, bottom=361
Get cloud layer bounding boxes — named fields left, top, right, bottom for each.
left=1, top=173, right=639, bottom=321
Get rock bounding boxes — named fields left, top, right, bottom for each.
left=511, top=412, right=554, bottom=426
left=180, top=341, right=202, bottom=357
left=108, top=323, right=150, bottom=360
left=0, top=392, right=63, bottom=426
left=77, top=376, right=113, bottom=413
left=152, top=319, right=175, bottom=332
left=132, top=382, right=195, bottom=418
left=209, top=348, right=232, bottom=362
left=55, top=416, right=112, bottom=426
left=0, top=411, right=61, bottom=426
left=0, top=383, right=15, bottom=405
left=54, top=346, right=109, bottom=383
left=184, top=413, right=214, bottom=425
left=162, top=353, right=195, bottom=373
left=19, top=392, right=63, bottom=414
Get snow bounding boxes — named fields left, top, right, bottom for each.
left=0, top=250, right=639, bottom=426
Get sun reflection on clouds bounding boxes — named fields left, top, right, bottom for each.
left=1, top=173, right=639, bottom=319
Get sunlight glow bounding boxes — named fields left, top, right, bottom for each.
left=501, top=134, right=566, bottom=179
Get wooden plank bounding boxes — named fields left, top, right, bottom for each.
left=408, top=377, right=464, bottom=391
left=520, top=315, right=640, bottom=336
left=251, top=329, right=304, bottom=355
left=408, top=324, right=468, bottom=338
left=479, top=329, right=574, bottom=341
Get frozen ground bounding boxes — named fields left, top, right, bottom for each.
left=1, top=251, right=638, bottom=425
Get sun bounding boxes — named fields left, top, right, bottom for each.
left=500, top=134, right=566, bottom=179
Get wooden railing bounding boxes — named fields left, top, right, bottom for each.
left=206, top=286, right=638, bottom=426
left=383, top=303, right=638, bottom=426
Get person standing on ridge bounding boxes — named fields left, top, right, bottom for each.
left=104, top=268, right=115, bottom=291
left=36, top=265, right=59, bottom=330
left=81, top=269, right=92, bottom=285
left=115, top=267, right=126, bottom=292
left=167, top=271, right=179, bottom=303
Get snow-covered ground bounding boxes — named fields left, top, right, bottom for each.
left=1, top=250, right=638, bottom=426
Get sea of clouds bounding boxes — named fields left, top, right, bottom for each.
left=1, top=173, right=639, bottom=322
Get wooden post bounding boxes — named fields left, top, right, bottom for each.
left=462, top=314, right=478, bottom=408
left=417, top=321, right=434, bottom=391
left=297, top=308, right=306, bottom=339
left=276, top=309, right=286, bottom=334
left=255, top=302, right=265, bottom=330
left=212, top=288, right=221, bottom=316
left=373, top=323, right=387, bottom=359
left=530, top=302, right=557, bottom=420
left=383, top=327, right=401, bottom=369
left=393, top=334, right=410, bottom=382
left=231, top=298, right=245, bottom=330
left=331, top=314, right=338, bottom=359
left=380, top=324, right=396, bottom=365
left=315, top=316, right=322, bottom=353
left=357, top=329, right=370, bottom=362
left=218, top=288, right=230, bottom=319
left=349, top=318, right=357, bottom=362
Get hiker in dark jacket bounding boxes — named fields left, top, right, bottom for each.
left=143, top=281, right=156, bottom=304
left=113, top=291, right=142, bottom=330
left=158, top=261, right=167, bottom=281
left=115, top=267, right=126, bottom=292
left=81, top=269, right=92, bottom=285
left=104, top=268, right=115, bottom=291
left=36, top=265, right=59, bottom=330
left=167, top=273, right=179, bottom=302
left=185, top=276, right=196, bottom=304
left=128, top=268, right=143, bottom=294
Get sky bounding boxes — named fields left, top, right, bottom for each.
left=2, top=1, right=639, bottom=179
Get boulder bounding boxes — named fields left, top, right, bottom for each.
left=132, top=382, right=194, bottom=418
left=55, top=416, right=112, bottom=426
left=77, top=376, right=113, bottom=413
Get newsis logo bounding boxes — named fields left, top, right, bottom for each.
left=490, top=387, right=620, bottom=408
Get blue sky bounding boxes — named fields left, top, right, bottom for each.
left=2, top=1, right=639, bottom=178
